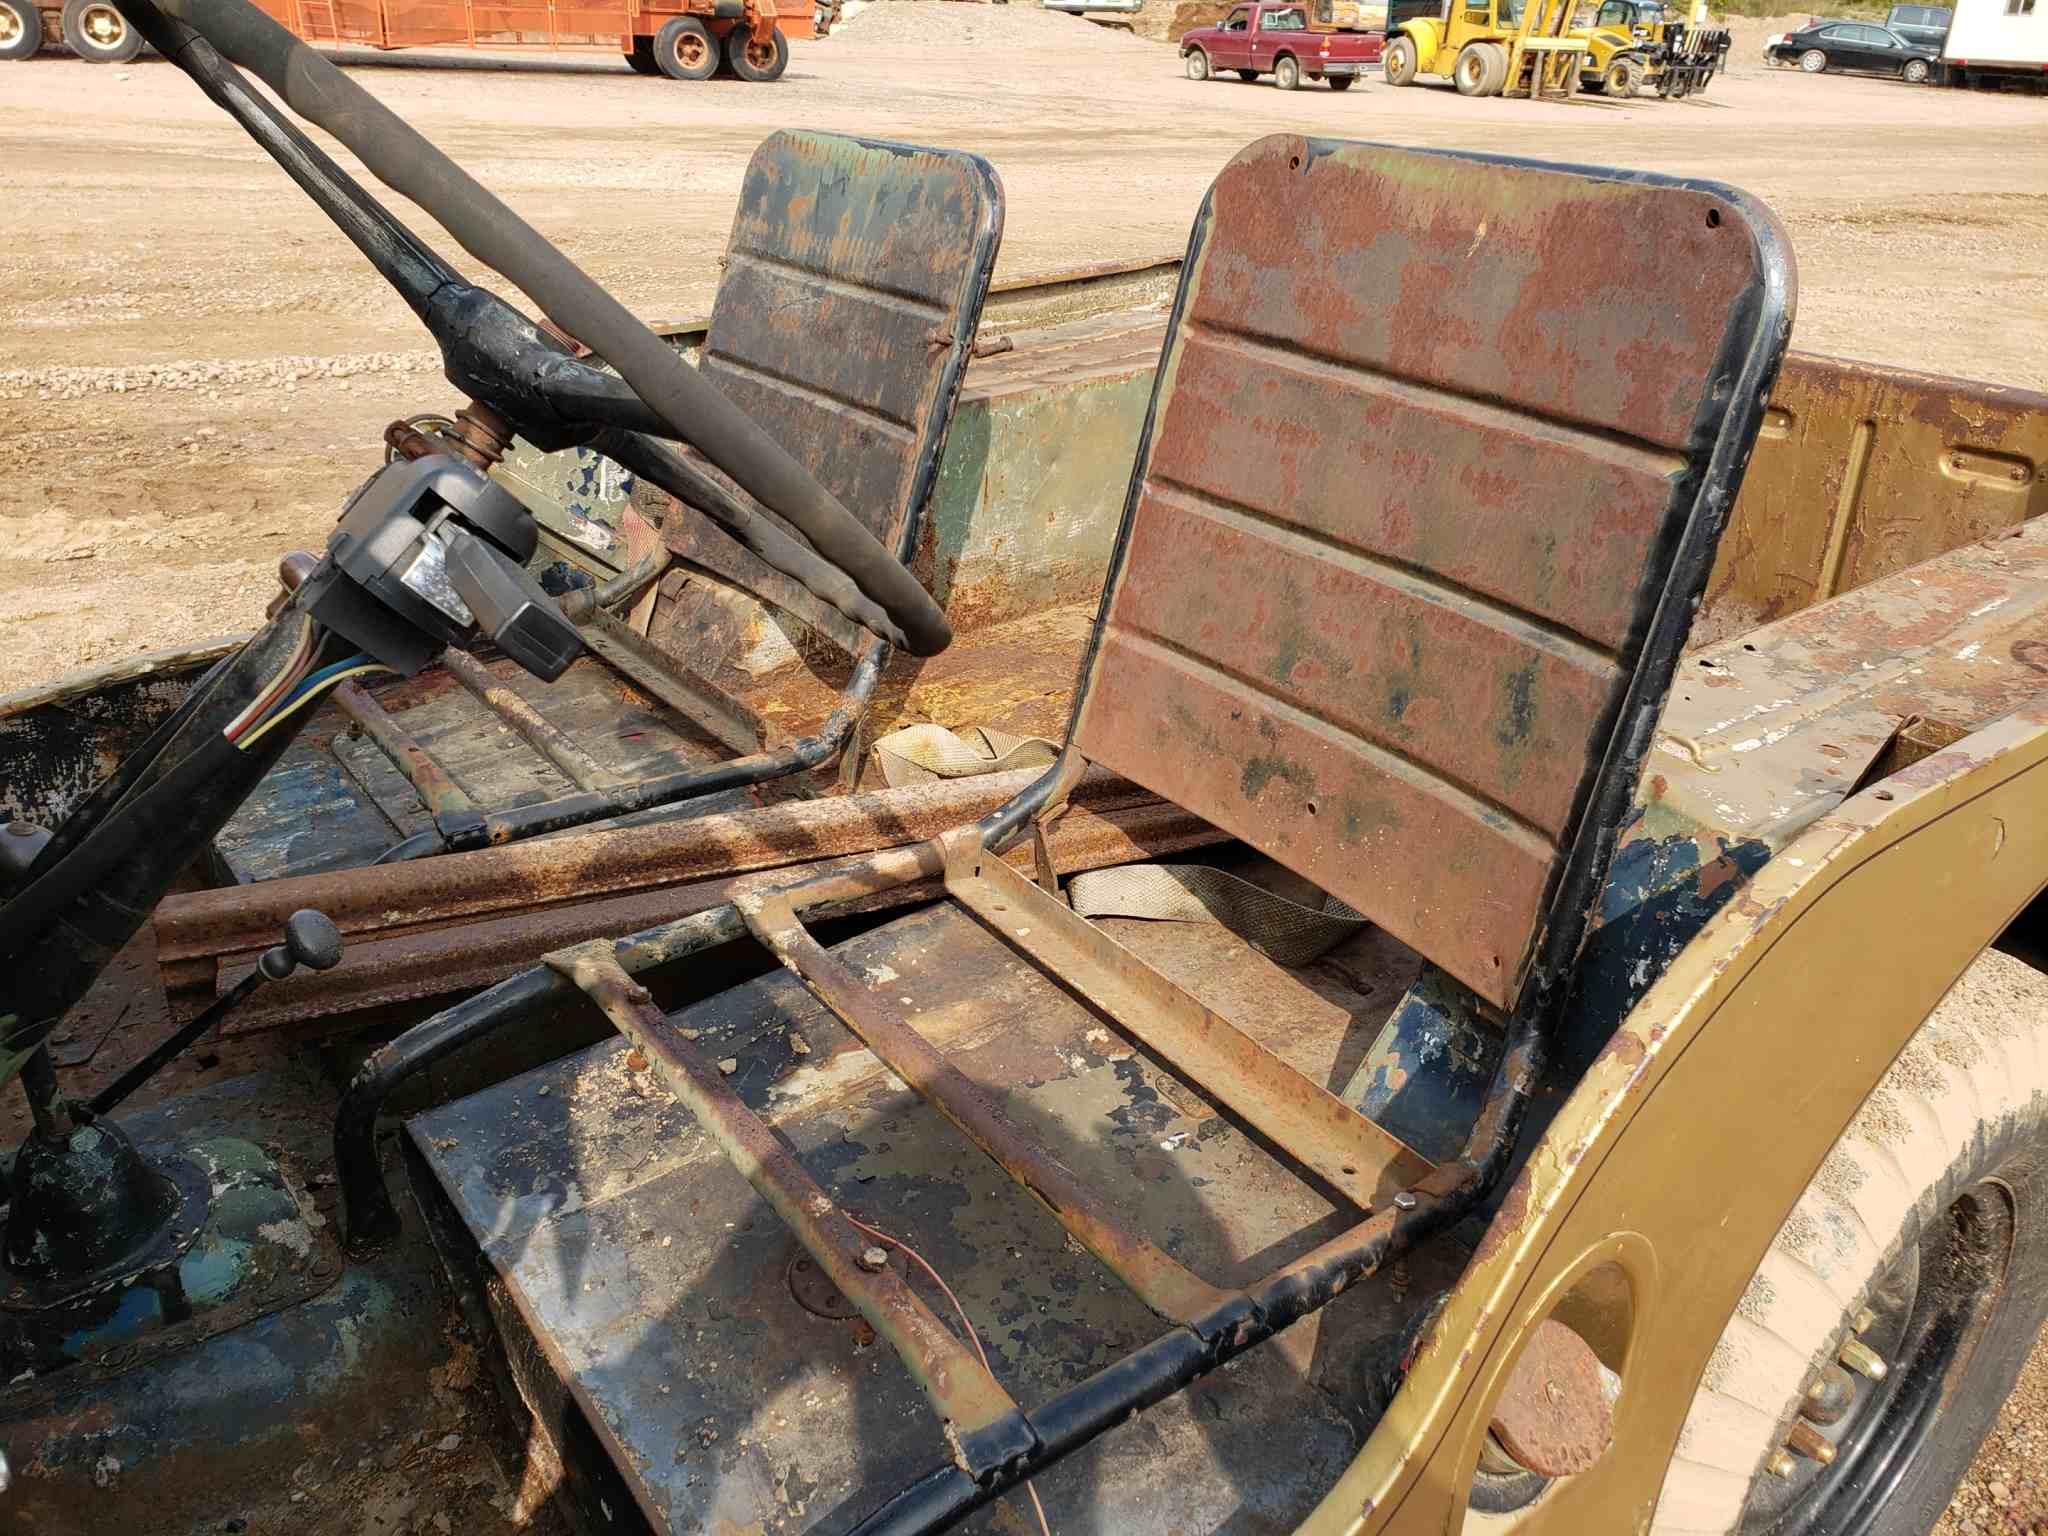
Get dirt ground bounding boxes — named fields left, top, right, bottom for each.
left=2, top=6, right=2047, bottom=1530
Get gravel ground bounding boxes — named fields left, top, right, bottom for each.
left=1, top=9, right=2045, bottom=1528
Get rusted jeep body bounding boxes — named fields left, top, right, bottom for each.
left=3, top=131, right=2048, bottom=1536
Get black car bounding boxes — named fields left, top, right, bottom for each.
left=1767, top=20, right=1939, bottom=80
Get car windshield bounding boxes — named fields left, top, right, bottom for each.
left=1500, top=0, right=1525, bottom=24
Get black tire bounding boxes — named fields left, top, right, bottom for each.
left=1903, top=56, right=1929, bottom=82
left=61, top=0, right=139, bottom=60
left=1326, top=71, right=1355, bottom=89
left=1183, top=45, right=1209, bottom=79
left=724, top=24, right=786, bottom=81
left=1383, top=33, right=1418, bottom=84
left=1236, top=66, right=1258, bottom=79
left=0, top=0, right=40, bottom=59
left=1478, top=38, right=1508, bottom=93
left=1273, top=51, right=1299, bottom=89
left=652, top=14, right=718, bottom=79
left=624, top=37, right=661, bottom=74
left=1653, top=952, right=2048, bottom=1536
left=1798, top=46, right=1827, bottom=72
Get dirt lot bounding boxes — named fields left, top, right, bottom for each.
left=1, top=7, right=2046, bottom=1530
left=3, top=9, right=2048, bottom=687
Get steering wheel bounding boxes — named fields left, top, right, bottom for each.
left=113, top=0, right=951, bottom=659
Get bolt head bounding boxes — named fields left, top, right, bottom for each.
left=857, top=1245, right=889, bottom=1272
left=1392, top=1191, right=1418, bottom=1211
left=1767, top=1449, right=1798, bottom=1480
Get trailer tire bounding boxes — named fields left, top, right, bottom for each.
left=0, top=0, right=39, bottom=58
left=1651, top=949, right=2048, bottom=1536
left=652, top=15, right=719, bottom=79
left=1183, top=46, right=1209, bottom=78
left=725, top=24, right=787, bottom=80
left=1902, top=56, right=1929, bottom=82
left=1273, top=51, right=1300, bottom=88
left=61, top=0, right=139, bottom=60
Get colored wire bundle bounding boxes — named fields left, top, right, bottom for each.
left=221, top=620, right=395, bottom=753
left=235, top=654, right=396, bottom=751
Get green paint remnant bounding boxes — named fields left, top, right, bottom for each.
left=1240, top=754, right=1316, bottom=802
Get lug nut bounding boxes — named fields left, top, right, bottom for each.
left=1785, top=1420, right=1837, bottom=1466
left=1851, top=1307, right=1875, bottom=1334
left=1839, top=1338, right=1888, bottom=1381
left=1767, top=1449, right=1798, bottom=1480
left=857, top=1245, right=889, bottom=1272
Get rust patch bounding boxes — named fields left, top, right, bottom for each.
left=1488, top=1318, right=1614, bottom=1479
left=1473, top=1174, right=1533, bottom=1268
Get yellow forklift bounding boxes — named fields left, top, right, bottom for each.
left=1383, top=0, right=1591, bottom=95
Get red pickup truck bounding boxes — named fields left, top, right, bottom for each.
left=1181, top=1, right=1383, bottom=89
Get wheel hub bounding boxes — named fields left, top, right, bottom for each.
left=1745, top=1179, right=2016, bottom=1535
left=83, top=4, right=122, bottom=43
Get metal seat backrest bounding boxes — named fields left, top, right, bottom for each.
left=663, top=131, right=1003, bottom=648
left=1071, top=136, right=1792, bottom=1012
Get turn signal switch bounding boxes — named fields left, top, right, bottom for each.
left=295, top=454, right=584, bottom=681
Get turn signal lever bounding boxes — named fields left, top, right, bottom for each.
left=296, top=454, right=584, bottom=681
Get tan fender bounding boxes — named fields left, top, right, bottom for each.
left=1297, top=695, right=2048, bottom=1532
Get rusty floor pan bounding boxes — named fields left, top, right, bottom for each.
left=411, top=900, right=1463, bottom=1534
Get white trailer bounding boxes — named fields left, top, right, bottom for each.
left=1941, top=0, right=2048, bottom=88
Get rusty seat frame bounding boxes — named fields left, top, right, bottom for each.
left=340, top=136, right=1792, bottom=1535
left=354, top=131, right=1004, bottom=862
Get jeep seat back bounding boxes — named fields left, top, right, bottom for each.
left=1070, top=135, right=1793, bottom=1011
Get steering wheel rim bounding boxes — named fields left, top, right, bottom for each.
left=118, top=0, right=951, bottom=657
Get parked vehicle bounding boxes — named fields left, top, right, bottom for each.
left=1570, top=0, right=1730, bottom=96
left=1383, top=0, right=1590, bottom=95
left=10, top=0, right=2048, bottom=1532
left=1886, top=1, right=1953, bottom=46
left=1181, top=0, right=1382, bottom=88
left=1766, top=18, right=1939, bottom=78
left=0, top=0, right=813, bottom=72
left=0, top=0, right=142, bottom=61
left=1941, top=0, right=2048, bottom=88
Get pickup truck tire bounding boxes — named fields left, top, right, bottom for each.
left=1273, top=52, right=1301, bottom=89
left=725, top=25, right=788, bottom=81
left=1183, top=46, right=1210, bottom=79
left=1651, top=949, right=2048, bottom=1536
left=653, top=15, right=719, bottom=79
left=0, top=0, right=40, bottom=58
left=61, top=0, right=139, bottom=60
left=1902, top=57, right=1929, bottom=82
left=1326, top=72, right=1355, bottom=88
left=1383, top=34, right=1418, bottom=84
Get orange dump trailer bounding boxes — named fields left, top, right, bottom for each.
left=250, top=0, right=815, bottom=77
